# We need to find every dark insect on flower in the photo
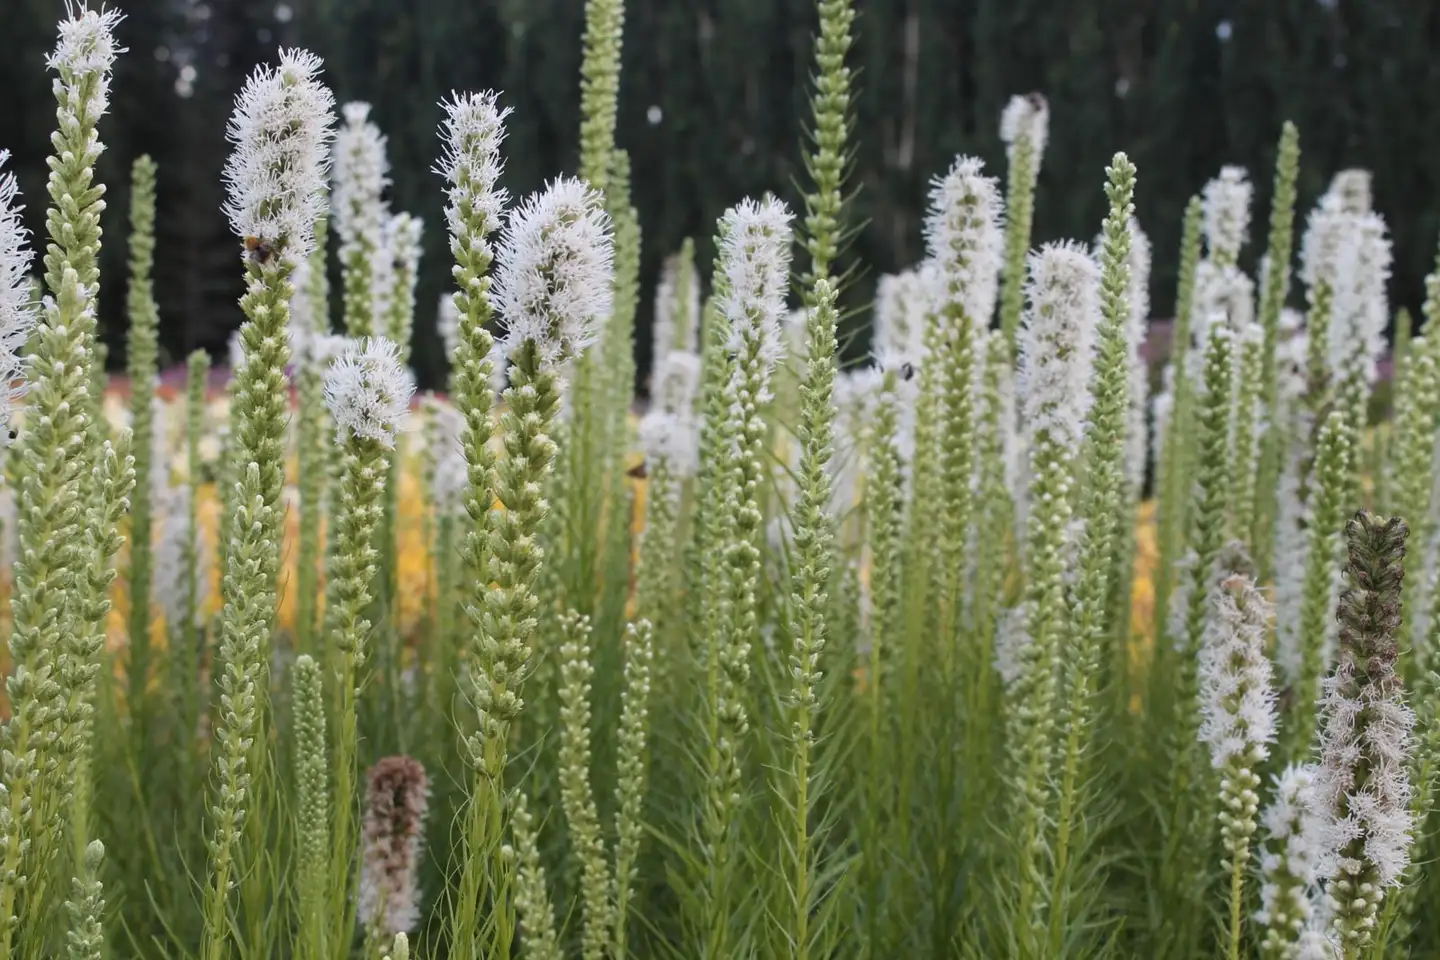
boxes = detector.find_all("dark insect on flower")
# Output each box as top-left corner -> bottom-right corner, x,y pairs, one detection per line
627,460 -> 648,480
899,362 -> 915,382
243,235 -> 275,265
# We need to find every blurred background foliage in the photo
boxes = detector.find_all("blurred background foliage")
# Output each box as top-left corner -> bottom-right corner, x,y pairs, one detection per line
1,0 -> 1437,389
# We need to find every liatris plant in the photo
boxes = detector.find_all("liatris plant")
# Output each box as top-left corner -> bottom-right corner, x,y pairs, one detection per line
1315,512 -> 1416,957
453,176 -> 613,960
1256,765 -> 1325,959
334,102 -> 388,339
1199,569 -> 1277,959
998,92 -> 1049,347
321,335 -> 414,949
1,10 -> 118,954
203,47 -> 334,960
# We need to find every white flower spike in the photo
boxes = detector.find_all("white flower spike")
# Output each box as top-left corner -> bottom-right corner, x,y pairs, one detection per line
323,336 -> 415,448
222,48 -> 336,261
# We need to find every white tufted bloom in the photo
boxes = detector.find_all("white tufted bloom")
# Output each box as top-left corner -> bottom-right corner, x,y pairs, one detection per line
874,269 -> 930,361
222,49 -> 336,260
1256,765 -> 1325,931
999,92 -> 1050,163
332,102 -> 388,250
493,177 -> 615,371
717,197 -> 794,386
1327,211 -> 1390,389
435,91 -> 510,259
1328,168 -> 1372,215
1201,165 -> 1252,265
49,6 -> 124,117
0,152 -> 36,445
323,336 -> 415,448
1016,241 -> 1099,450
924,156 -> 1004,330
1299,194 -> 1348,291
1199,572 -> 1277,769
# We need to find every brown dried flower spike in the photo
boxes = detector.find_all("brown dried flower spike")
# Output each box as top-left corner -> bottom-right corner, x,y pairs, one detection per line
359,755 -> 430,938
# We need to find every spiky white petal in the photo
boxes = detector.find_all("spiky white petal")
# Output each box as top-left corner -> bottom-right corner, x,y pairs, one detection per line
1327,212 -> 1390,389
1257,764 -> 1325,933
494,177 -> 615,370
924,156 -> 1004,330
999,92 -> 1050,162
323,336 -> 415,448
1202,165 -> 1252,264
717,197 -> 794,386
222,49 -> 335,259
1016,241 -> 1098,450
1300,195 -> 1348,291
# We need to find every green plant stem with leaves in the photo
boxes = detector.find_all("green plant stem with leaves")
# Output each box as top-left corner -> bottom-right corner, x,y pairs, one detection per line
1046,154 -> 1136,952
124,155 -> 160,746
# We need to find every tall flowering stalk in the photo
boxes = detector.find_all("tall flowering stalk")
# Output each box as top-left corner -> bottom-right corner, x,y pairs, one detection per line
292,654 -> 329,960
1047,154 -> 1135,949
1159,318 -> 1235,952
998,93 -> 1049,346
510,792 -> 562,960
1254,123 -> 1300,572
455,177 -> 613,960
635,359 -> 698,637
1199,572 -> 1277,959
202,48 -> 334,960
1289,410 -> 1351,760
62,840 -> 106,960
1316,513 -> 1415,956
777,277 -> 840,959
1155,196 -> 1204,638
432,89 -> 512,958
1231,322 -> 1265,547
799,0 -> 855,288
124,155 -> 160,743
697,197 -> 792,959
333,102 -> 387,338
1387,339 -> 1439,672
0,11 -> 116,953
320,336 -> 413,951
294,209 -> 332,657
1009,241 -> 1097,952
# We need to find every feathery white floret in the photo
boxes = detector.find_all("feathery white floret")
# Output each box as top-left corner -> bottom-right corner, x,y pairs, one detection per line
331,102 -> 388,250
435,91 -> 510,258
222,49 -> 336,259
289,257 -> 321,337
1299,194 -> 1348,291
1327,212 -> 1391,388
717,197 -> 794,384
1257,765 -> 1325,931
1016,241 -> 1099,450
1202,165 -> 1253,265
999,92 -> 1050,163
49,7 -> 124,115
924,157 -> 1004,330
1199,572 -> 1277,769
494,177 -> 615,370
323,336 -> 415,448
651,252 -> 700,364
874,269 -> 930,361
0,153 -> 35,443
1315,675 -> 1415,889
154,485 -> 211,629
653,349 -> 702,417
